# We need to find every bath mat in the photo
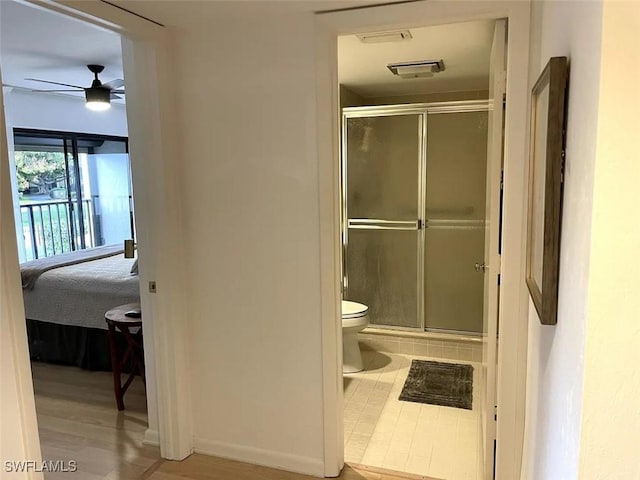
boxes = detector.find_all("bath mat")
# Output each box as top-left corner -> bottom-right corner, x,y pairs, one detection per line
399,360 -> 473,410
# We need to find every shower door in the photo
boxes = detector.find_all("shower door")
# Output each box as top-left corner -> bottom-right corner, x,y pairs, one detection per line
424,108 -> 489,334
342,110 -> 425,329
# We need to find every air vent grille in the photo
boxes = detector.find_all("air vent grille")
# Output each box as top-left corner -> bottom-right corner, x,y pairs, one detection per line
387,60 -> 445,79
357,30 -> 412,44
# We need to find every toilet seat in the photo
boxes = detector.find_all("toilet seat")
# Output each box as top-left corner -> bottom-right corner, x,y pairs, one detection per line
342,300 -> 368,318
342,301 -> 369,329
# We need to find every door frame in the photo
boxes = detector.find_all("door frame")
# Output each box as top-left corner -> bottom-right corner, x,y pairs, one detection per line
0,0 -> 192,464
482,19 -> 508,480
315,2 -> 531,478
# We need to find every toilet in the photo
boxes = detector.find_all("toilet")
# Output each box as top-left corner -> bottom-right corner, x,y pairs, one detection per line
342,300 -> 370,373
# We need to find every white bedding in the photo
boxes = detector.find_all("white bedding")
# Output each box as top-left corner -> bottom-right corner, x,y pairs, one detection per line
22,254 -> 140,330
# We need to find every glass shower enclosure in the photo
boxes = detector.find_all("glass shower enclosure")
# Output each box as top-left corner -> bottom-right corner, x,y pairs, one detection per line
342,101 -> 489,334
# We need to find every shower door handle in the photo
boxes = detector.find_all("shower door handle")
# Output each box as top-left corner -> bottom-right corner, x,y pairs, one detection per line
347,219 -> 420,230
475,262 -> 487,272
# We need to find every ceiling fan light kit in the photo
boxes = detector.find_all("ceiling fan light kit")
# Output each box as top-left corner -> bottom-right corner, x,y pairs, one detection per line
85,87 -> 111,111
85,64 -> 110,111
25,64 -> 124,112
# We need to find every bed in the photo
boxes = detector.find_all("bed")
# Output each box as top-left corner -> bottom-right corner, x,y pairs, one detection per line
21,245 -> 140,371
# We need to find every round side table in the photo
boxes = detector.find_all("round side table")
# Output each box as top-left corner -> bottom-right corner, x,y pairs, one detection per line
105,302 -> 144,411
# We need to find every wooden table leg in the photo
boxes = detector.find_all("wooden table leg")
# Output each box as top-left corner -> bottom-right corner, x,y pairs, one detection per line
105,303 -> 143,412
136,327 -> 146,385
107,322 -> 125,411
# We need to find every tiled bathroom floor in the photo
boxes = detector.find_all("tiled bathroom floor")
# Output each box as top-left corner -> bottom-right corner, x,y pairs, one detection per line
344,350 -> 483,480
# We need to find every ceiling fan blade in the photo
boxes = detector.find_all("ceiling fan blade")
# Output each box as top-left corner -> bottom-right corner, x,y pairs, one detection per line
103,79 -> 124,89
110,93 -> 123,100
25,78 -> 84,89
31,89 -> 84,92
110,89 -> 125,94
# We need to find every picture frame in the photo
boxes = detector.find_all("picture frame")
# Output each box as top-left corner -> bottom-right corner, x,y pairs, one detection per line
526,56 -> 568,326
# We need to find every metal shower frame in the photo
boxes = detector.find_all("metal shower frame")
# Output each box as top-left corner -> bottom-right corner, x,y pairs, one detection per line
341,100 -> 490,332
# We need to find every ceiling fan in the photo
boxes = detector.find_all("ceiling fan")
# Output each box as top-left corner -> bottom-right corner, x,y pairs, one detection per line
26,64 -> 125,111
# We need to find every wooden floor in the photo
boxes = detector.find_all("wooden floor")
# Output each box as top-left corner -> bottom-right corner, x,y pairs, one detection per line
33,363 -> 437,480
145,457 -> 439,480
32,362 -> 158,479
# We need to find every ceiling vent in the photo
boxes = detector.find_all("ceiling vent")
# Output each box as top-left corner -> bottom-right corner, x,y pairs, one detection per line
357,30 -> 412,44
387,60 -> 445,79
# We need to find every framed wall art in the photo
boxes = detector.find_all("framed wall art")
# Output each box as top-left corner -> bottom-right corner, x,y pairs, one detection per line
526,56 -> 568,326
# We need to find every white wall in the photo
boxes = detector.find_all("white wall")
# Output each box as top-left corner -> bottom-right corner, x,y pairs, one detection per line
4,88 -> 127,136
171,5 -> 326,474
523,1 -> 640,479
521,1 -> 603,479
578,2 -> 640,478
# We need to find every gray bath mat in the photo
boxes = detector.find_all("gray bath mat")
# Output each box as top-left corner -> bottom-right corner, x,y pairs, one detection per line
399,360 -> 473,410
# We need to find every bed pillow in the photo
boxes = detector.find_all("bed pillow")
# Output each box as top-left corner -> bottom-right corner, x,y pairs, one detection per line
130,259 -> 139,275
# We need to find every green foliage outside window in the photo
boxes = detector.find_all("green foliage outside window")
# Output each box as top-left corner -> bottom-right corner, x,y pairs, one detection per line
15,151 -> 66,194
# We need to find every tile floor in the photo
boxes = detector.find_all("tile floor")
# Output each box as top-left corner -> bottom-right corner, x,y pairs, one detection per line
344,350 -> 483,480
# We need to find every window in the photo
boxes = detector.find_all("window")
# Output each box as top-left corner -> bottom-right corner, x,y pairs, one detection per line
14,129 -> 133,260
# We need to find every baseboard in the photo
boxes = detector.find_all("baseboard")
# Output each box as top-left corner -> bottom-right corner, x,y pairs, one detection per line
193,437 -> 325,477
143,429 -> 160,446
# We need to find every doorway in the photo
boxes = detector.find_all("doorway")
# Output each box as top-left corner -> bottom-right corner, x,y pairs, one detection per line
337,17 -> 505,480
0,0 -> 155,475
0,0 -> 192,470
316,2 -> 531,478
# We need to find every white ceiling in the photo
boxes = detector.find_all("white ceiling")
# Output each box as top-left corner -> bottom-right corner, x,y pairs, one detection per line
111,0 -> 409,27
0,0 -> 123,100
0,1 -> 492,102
338,20 -> 495,98
0,0 -> 405,102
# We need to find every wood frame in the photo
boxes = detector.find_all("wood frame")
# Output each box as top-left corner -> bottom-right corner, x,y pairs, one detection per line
526,56 -> 568,325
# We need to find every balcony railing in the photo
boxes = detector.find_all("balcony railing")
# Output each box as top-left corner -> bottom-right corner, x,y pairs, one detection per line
20,200 -> 96,261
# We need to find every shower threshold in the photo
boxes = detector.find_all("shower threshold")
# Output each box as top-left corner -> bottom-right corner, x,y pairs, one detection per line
363,326 -> 482,343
